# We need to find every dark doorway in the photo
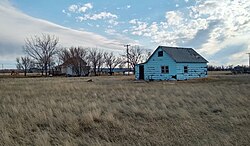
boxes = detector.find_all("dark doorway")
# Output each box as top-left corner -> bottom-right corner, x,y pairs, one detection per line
139,65 -> 144,80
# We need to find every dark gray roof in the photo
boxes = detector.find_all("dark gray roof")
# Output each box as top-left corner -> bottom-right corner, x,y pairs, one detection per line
160,46 -> 208,63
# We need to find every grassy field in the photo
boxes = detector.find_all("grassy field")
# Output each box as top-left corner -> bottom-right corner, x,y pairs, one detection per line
0,75 -> 250,145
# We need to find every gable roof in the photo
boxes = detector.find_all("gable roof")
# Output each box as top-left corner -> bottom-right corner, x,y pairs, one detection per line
160,46 -> 208,63
60,57 -> 87,67
141,46 -> 208,64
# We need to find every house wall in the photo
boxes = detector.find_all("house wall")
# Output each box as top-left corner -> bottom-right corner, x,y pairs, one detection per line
61,67 -> 67,74
66,66 -> 74,75
61,66 -> 74,76
135,47 -> 208,81
136,47 -> 177,80
135,65 -> 140,79
176,63 -> 207,80
61,65 -> 90,76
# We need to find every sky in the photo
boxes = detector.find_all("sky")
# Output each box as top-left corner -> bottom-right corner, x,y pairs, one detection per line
0,0 -> 250,69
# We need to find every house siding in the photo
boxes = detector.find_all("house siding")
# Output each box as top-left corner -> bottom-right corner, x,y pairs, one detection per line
61,65 -> 89,76
136,47 -> 177,80
135,65 -> 140,79
176,63 -> 207,80
135,47 -> 208,81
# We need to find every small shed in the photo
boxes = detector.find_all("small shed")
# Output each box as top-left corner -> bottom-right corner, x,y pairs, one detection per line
57,57 -> 90,76
135,46 -> 208,81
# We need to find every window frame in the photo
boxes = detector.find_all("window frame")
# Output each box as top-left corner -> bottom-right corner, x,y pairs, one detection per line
184,66 -> 188,73
158,51 -> 163,57
161,66 -> 169,74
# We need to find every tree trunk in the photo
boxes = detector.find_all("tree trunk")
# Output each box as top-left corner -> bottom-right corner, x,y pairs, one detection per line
45,63 -> 48,76
109,66 -> 112,76
41,68 -> 44,76
93,66 -> 97,76
24,68 -> 27,76
48,63 -> 51,75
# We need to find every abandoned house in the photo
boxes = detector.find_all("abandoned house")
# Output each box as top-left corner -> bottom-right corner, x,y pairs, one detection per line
135,46 -> 208,81
56,57 -> 90,76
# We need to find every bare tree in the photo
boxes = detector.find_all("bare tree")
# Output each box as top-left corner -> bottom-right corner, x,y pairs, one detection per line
48,57 -> 57,75
121,45 -> 145,74
59,46 -> 88,62
59,46 -> 88,76
88,48 -> 103,76
145,49 -> 152,60
97,51 -> 105,75
59,48 -> 71,63
104,52 -> 123,75
23,34 -> 59,76
16,56 -> 34,76
118,62 -> 126,69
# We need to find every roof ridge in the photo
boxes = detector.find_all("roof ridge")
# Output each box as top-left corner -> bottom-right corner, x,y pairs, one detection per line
140,46 -> 208,64
160,46 -> 193,49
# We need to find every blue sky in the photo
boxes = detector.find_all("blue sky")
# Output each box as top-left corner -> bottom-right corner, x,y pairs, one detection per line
0,0 -> 250,68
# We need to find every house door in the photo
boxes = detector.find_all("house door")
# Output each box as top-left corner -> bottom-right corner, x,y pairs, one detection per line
139,65 -> 144,80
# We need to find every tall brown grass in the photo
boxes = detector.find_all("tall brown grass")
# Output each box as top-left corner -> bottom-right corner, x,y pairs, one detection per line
0,75 -> 249,145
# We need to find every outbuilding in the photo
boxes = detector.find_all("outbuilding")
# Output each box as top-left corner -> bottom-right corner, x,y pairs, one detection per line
56,57 -> 90,76
135,46 -> 208,81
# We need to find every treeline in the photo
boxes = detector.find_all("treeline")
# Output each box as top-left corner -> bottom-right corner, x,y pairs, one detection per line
16,34 -> 150,76
207,65 -> 234,71
208,65 -> 249,71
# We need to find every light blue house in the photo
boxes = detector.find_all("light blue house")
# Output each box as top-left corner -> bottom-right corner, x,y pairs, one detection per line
135,46 -> 208,81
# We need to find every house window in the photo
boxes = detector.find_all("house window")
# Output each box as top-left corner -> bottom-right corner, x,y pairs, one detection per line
161,66 -> 169,74
158,51 -> 163,57
184,66 -> 188,73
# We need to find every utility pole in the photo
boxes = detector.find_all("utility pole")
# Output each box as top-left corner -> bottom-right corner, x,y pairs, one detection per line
247,53 -> 250,67
124,44 -> 130,74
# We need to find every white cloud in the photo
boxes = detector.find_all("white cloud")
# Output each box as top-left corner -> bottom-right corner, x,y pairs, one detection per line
62,9 -> 71,17
90,12 -> 117,20
108,19 -> 119,26
78,3 -> 93,13
128,0 -> 250,65
77,12 -> 118,21
129,20 -> 148,36
0,2 -> 134,68
66,3 -> 93,14
122,29 -> 129,33
129,19 -> 138,24
165,11 -> 183,26
129,14 -> 208,46
127,5 -> 131,9
66,3 -> 119,27
189,0 -> 250,65
104,29 -> 141,47
105,29 -> 117,35
68,4 -> 78,12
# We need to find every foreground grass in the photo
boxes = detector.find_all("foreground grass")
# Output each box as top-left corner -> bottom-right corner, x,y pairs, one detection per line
0,75 -> 249,145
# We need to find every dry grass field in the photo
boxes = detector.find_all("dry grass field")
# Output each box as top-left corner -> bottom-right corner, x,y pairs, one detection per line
0,74 -> 250,145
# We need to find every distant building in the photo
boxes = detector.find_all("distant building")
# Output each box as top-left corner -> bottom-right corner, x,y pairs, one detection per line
56,57 -> 90,76
232,65 -> 250,74
135,46 -> 208,81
